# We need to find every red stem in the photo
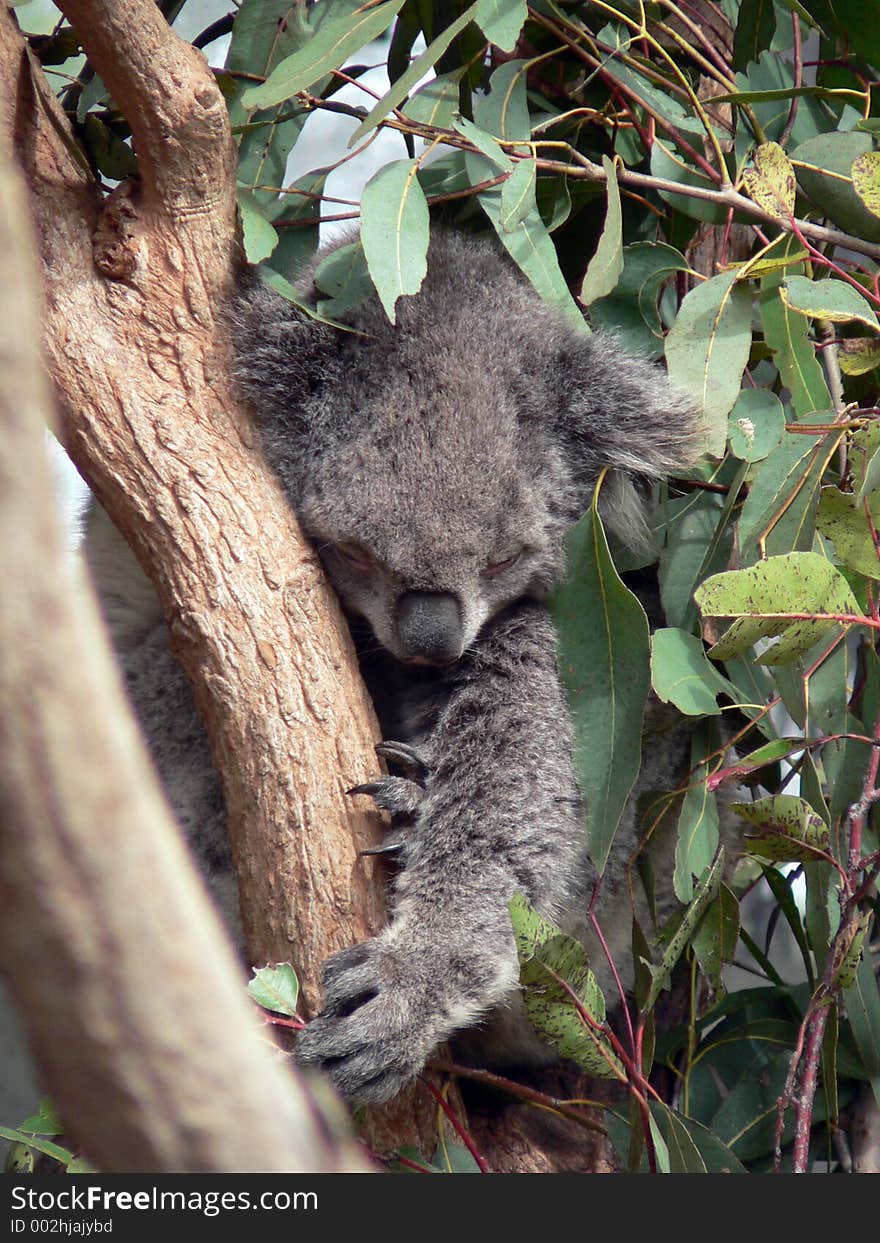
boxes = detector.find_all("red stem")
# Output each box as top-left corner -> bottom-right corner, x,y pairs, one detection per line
421,1079 -> 489,1173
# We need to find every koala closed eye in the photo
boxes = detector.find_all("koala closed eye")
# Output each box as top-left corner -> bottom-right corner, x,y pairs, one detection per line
482,551 -> 523,577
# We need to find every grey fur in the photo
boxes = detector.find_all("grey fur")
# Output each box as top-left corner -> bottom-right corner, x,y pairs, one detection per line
86,229 -> 705,1105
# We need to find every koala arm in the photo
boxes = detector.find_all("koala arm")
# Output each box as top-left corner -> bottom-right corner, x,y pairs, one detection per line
296,598 -> 590,1103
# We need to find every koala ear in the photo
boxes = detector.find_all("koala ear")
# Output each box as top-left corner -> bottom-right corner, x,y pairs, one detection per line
559,332 -> 706,478
553,332 -> 707,549
227,267 -> 342,435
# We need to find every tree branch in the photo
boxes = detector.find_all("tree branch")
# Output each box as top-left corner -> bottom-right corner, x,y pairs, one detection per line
0,125 -> 366,1174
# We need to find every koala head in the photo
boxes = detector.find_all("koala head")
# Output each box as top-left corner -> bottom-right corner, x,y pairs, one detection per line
232,230 -> 705,667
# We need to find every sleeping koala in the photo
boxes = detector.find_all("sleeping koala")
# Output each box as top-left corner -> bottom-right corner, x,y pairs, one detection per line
85,228 -> 705,1105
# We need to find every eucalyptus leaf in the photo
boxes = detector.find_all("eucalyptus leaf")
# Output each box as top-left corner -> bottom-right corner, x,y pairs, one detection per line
695,552 -> 858,665
551,488 -> 650,872
731,794 -> 832,862
361,159 -> 430,323
241,0 -> 407,109
579,157 -> 623,307
665,270 -> 754,457
247,963 -> 300,1016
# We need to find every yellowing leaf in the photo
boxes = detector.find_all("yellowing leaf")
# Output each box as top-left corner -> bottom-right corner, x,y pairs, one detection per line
742,141 -> 796,218
852,150 -> 880,220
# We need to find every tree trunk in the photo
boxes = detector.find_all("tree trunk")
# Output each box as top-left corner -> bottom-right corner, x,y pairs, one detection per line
0,112 -> 366,1174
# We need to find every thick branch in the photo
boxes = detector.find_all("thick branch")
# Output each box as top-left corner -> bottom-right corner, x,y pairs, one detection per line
0,0 -> 448,1156
0,132 -> 365,1175
1,0 -> 390,1005
60,0 -> 236,221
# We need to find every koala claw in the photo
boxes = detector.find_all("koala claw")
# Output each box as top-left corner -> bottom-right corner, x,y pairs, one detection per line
358,838 -> 405,859
347,774 -> 425,816
296,940 -> 441,1104
374,740 -> 430,782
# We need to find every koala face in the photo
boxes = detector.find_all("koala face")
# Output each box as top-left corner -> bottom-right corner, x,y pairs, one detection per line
297,369 -> 570,666
234,229 -> 705,670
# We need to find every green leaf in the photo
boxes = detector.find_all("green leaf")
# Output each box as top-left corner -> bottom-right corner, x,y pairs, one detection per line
655,1106 -> 748,1173
456,116 -> 513,169
654,847 -> 725,1000
817,486 -> 880,580
434,1140 -> 482,1173
361,159 -> 430,323
728,389 -> 786,462
589,241 -> 688,359
76,72 -> 108,123
241,0 -> 407,109
475,0 -> 528,51
237,188 -> 279,264
349,3 -> 480,142
315,240 -> 375,319
759,256 -> 832,419
691,884 -> 741,1000
736,410 -> 840,558
791,131 -> 880,244
19,1098 -> 63,1137
781,275 -> 880,333
579,157 -> 623,307
696,552 -> 858,665
597,24 -> 703,139
405,70 -> 465,129
552,489 -> 650,872
499,157 -> 537,231
851,422 -> 880,499
228,0 -> 361,207
829,911 -> 872,992
650,627 -> 732,716
473,59 -> 532,142
665,270 -> 754,457
265,168 -> 330,281
656,1102 -> 707,1172
852,150 -> 880,219
467,146 -> 586,333
0,1127 -> 75,1167
742,141 -> 796,218
731,794 -> 832,862
732,0 -> 777,70
4,1142 -> 34,1174
658,492 -> 731,632
673,735 -> 721,903
650,138 -> 728,224
417,149 -> 470,198
844,946 -> 880,1107
247,963 -> 300,1016
508,894 -> 624,1078
259,268 -> 354,332
712,737 -> 805,788
82,116 -> 138,180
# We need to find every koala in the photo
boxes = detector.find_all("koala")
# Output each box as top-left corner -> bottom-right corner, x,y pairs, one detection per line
84,227 -> 705,1106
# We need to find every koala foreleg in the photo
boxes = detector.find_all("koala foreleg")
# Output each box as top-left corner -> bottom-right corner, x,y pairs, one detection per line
296,599 -> 590,1104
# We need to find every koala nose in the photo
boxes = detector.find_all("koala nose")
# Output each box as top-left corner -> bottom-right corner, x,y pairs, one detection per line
395,592 -> 463,665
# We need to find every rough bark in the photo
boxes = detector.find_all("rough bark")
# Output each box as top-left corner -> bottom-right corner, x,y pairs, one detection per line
0,0 -> 389,1001
0,0 -> 446,1159
0,122 -> 367,1174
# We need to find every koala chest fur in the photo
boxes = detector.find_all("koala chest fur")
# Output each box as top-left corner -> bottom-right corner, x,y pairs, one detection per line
85,228 -> 705,1105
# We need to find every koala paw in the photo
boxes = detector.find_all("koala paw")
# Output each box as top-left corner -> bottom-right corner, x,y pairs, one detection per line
347,741 -> 429,856
295,937 -> 446,1104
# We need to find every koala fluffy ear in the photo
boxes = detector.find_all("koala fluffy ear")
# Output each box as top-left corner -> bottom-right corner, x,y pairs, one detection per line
553,332 -> 707,549
227,267 -> 342,435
